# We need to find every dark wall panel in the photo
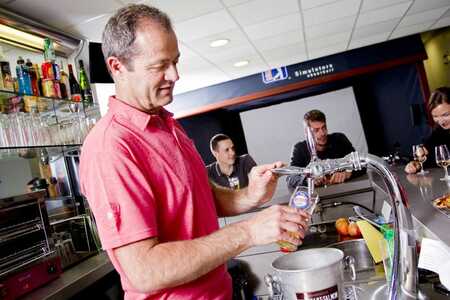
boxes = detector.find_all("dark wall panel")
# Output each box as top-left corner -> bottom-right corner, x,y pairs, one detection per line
353,64 -> 432,157
178,110 -> 248,165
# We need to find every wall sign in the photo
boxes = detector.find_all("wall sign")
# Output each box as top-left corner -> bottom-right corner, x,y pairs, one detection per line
261,66 -> 288,84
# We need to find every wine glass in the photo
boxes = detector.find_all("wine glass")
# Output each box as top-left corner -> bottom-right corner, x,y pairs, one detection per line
435,145 -> 450,181
413,144 -> 429,175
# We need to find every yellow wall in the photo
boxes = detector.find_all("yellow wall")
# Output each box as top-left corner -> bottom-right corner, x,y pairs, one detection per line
422,26 -> 450,92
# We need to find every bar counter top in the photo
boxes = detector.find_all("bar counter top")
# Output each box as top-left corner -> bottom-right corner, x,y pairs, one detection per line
384,165 -> 450,246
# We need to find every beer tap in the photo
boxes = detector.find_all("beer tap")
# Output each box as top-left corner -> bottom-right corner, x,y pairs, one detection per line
272,152 -> 419,299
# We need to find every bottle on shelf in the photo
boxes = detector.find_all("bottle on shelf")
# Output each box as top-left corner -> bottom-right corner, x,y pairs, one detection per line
68,64 -> 82,102
43,38 -> 56,62
25,59 -> 40,96
16,56 -> 32,95
59,61 -> 69,99
0,46 -> 14,91
78,60 -> 93,104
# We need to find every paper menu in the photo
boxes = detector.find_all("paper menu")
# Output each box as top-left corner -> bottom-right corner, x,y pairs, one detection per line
418,238 -> 450,290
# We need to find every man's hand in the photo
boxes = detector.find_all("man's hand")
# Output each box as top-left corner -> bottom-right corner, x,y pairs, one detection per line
242,205 -> 310,247
404,161 -> 420,174
327,171 -> 351,185
246,162 -> 284,206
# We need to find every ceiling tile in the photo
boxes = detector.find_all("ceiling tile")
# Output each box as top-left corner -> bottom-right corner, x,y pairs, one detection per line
252,30 -> 303,52
266,53 -> 308,68
309,42 -> 347,59
221,0 -> 251,7
6,0 -> 122,30
217,55 -> 268,79
305,15 -> 355,40
408,0 -> 450,15
430,16 -> 450,29
229,0 -> 299,26
444,8 -> 450,17
177,45 -> 213,70
202,43 -> 259,64
243,13 -> 302,41
356,1 -> 411,27
361,0 -> 411,13
301,0 -> 341,11
352,18 -> 399,40
348,32 -> 390,50
183,29 -> 249,56
400,6 -> 449,27
65,14 -> 111,42
390,21 -> 435,39
303,0 -> 360,27
143,0 -> 223,23
307,31 -> 351,50
174,10 -> 238,42
260,42 -> 306,61
173,67 -> 230,95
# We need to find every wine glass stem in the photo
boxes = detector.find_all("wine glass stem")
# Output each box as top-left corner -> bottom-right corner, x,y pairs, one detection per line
445,166 -> 449,179
420,162 -> 424,174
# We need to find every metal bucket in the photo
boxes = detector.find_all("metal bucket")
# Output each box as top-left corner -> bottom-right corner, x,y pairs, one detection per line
266,248 -> 355,300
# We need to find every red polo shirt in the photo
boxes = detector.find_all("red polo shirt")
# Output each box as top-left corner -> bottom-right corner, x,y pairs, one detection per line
80,96 -> 232,300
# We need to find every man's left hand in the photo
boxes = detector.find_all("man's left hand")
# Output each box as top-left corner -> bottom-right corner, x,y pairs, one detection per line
327,171 -> 351,185
246,162 -> 284,206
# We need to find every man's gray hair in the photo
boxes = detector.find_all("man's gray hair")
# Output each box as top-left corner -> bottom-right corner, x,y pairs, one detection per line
102,4 -> 173,71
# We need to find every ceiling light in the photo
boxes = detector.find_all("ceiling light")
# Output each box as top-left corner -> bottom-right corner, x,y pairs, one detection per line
233,60 -> 249,67
209,39 -> 229,48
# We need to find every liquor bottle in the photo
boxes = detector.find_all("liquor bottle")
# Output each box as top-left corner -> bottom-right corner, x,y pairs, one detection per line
16,56 -> 32,95
78,60 -> 93,104
25,59 -> 39,96
68,64 -> 82,102
60,61 -> 70,99
43,38 -> 56,62
0,46 -> 13,91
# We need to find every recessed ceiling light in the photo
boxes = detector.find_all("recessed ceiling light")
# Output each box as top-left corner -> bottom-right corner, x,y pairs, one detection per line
233,60 -> 249,67
209,39 -> 229,48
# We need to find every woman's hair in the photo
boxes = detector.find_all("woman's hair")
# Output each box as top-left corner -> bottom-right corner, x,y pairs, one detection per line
428,87 -> 450,112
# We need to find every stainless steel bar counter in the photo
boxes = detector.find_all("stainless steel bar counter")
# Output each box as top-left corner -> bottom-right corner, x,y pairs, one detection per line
372,165 -> 450,247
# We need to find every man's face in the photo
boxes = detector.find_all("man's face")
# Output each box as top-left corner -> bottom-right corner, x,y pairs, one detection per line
431,103 -> 450,130
117,20 -> 180,112
213,139 -> 236,166
309,120 -> 328,147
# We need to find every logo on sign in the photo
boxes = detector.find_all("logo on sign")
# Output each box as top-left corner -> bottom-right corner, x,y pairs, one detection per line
261,66 -> 288,84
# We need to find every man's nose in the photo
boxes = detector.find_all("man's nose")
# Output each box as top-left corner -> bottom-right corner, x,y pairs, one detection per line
165,64 -> 179,82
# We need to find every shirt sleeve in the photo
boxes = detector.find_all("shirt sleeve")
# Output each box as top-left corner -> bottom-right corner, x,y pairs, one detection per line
243,154 -> 257,174
337,133 -> 355,155
80,139 -> 158,250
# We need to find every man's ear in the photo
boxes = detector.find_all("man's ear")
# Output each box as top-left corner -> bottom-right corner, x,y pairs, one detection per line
106,56 -> 126,78
211,150 -> 219,160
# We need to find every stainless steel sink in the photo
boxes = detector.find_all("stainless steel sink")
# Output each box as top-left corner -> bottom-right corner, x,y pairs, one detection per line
327,239 -> 375,272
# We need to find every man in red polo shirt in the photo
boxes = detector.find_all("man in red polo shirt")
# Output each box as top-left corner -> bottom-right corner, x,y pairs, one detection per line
80,4 -> 309,300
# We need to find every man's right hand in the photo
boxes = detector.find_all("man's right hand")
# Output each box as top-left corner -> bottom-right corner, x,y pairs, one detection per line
405,161 -> 420,174
242,204 -> 309,247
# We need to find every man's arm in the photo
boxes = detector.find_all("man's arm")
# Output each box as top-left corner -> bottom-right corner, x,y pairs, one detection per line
114,163 -> 309,293
212,161 -> 281,216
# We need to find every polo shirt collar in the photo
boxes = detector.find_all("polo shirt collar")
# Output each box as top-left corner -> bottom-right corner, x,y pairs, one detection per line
108,96 -> 173,131
215,161 -> 236,177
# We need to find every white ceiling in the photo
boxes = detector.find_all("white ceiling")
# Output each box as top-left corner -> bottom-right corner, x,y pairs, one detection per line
2,0 -> 449,95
